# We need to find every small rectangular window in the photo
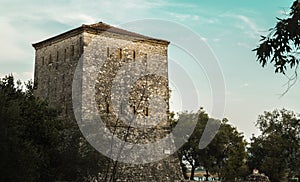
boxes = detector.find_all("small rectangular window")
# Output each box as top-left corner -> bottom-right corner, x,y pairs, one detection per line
56,51 -> 59,62
79,37 -> 83,53
62,75 -> 65,92
49,54 -> 52,63
64,49 -> 67,61
119,48 -> 122,62
71,45 -> 75,56
144,107 -> 149,116
42,57 -> 44,65
132,50 -> 136,61
107,47 -> 109,58
133,105 -> 136,115
106,103 -> 110,113
65,103 -> 68,115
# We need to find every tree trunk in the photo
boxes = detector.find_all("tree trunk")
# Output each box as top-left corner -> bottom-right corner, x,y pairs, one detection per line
205,169 -> 209,181
190,165 -> 195,180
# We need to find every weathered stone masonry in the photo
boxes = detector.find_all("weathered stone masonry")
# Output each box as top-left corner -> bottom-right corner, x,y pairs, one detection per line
33,22 -> 183,181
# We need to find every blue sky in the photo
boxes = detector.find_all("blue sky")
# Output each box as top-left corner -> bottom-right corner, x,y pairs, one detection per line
0,0 -> 299,140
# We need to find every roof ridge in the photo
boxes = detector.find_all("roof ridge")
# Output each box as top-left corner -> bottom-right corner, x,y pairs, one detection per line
32,21 -> 169,49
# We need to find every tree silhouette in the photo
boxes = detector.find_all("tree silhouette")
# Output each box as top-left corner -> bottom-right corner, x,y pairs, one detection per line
253,1 -> 300,93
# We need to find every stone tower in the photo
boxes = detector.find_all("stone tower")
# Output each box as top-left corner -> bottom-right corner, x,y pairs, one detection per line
32,22 -> 183,181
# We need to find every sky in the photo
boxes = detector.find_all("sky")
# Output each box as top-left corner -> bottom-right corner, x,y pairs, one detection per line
0,0 -> 299,140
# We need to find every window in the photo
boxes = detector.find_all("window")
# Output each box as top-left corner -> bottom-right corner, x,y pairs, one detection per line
49,54 -> 52,63
64,49 -> 67,61
62,75 -> 65,92
71,45 -> 75,56
106,103 -> 110,113
119,48 -> 122,62
65,102 -> 68,115
79,37 -> 83,53
144,107 -> 149,116
107,47 -> 109,58
132,50 -> 136,61
56,51 -> 59,62
133,105 -> 136,115
47,77 -> 50,97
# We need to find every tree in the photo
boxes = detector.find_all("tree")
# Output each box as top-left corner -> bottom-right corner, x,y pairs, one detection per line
176,109 -> 247,181
0,75 -> 63,181
211,119 -> 248,181
0,75 -> 108,181
253,1 -> 300,92
248,109 -> 300,182
176,109 -> 209,180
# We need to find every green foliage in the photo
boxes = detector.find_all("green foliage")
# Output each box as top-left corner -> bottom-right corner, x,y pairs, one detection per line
0,75 -> 62,181
175,109 -> 247,181
253,1 -> 300,75
248,109 -> 300,182
0,75 -> 109,181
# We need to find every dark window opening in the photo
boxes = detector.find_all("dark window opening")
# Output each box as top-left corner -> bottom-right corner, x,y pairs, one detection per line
133,105 -> 136,115
71,45 -> 75,56
49,54 -> 52,63
144,107 -> 149,116
132,50 -> 136,61
64,49 -> 67,61
106,103 -> 110,113
56,51 -> 59,62
119,48 -> 122,62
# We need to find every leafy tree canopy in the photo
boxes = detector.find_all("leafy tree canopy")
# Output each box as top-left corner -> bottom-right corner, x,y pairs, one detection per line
0,75 -> 109,182
248,109 -> 300,182
174,109 -> 247,181
254,1 -> 300,91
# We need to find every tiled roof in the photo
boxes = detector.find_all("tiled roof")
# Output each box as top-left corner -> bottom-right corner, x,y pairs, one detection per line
32,22 -> 169,48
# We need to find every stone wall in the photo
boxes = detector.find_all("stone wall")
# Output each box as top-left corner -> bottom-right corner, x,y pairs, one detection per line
33,33 -> 83,116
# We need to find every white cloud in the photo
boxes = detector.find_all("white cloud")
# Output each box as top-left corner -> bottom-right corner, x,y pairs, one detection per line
221,13 -> 262,39
200,37 -> 207,42
0,18 -> 29,62
166,12 -> 200,21
236,15 -> 259,35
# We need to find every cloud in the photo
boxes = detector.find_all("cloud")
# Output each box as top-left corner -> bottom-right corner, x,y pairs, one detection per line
200,37 -> 207,42
236,15 -> 259,35
221,13 -> 262,39
0,0 -> 174,81
166,12 -> 200,21
0,18 -> 30,62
